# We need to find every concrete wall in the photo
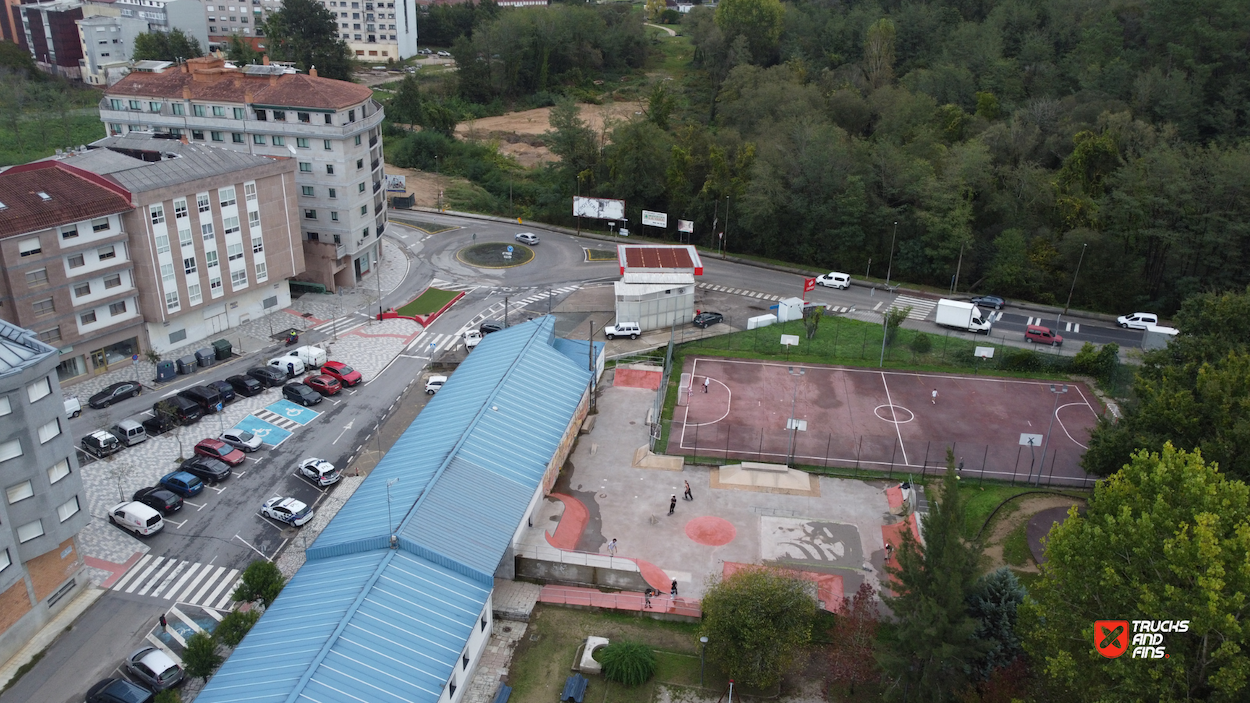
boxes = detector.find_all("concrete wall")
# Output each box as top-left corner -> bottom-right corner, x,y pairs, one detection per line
615,286 -> 694,332
514,557 -> 649,592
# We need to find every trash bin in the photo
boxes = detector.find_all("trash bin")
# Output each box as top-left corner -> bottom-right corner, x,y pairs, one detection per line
212,339 -> 232,361
195,348 -> 214,367
176,356 -> 197,374
155,360 -> 177,382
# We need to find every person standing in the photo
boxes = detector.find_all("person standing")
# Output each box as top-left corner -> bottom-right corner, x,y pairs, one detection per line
159,614 -> 167,632
607,538 -> 617,556
288,362 -> 295,378
931,388 -> 938,405
703,377 -> 710,393
884,542 -> 894,562
683,480 -> 693,501
643,588 -> 653,609
670,580 -> 679,599
668,494 -> 677,515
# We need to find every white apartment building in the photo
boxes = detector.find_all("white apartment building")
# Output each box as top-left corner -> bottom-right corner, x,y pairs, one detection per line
324,0 -> 417,61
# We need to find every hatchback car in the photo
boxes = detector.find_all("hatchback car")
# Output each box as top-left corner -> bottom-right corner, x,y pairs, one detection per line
207,380 -> 237,404
261,496 -> 314,526
425,375 -> 447,394
227,374 -> 265,397
220,428 -> 263,452
247,366 -> 288,388
86,677 -> 155,703
297,457 -> 341,487
463,330 -> 483,349
693,311 -> 724,328
195,438 -> 246,466
480,321 -> 503,335
283,382 -> 323,406
320,361 -> 362,386
1117,312 -> 1159,330
303,374 -> 342,396
89,381 -> 142,409
815,271 -> 850,289
159,471 -> 204,497
515,232 -> 540,245
141,414 -> 177,437
132,486 -> 183,515
1025,324 -> 1063,346
125,647 -> 184,691
970,295 -> 1006,310
179,456 -> 233,483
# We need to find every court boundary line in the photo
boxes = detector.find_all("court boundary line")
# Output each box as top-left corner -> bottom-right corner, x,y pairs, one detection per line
878,372 -> 910,465
686,356 -> 1092,389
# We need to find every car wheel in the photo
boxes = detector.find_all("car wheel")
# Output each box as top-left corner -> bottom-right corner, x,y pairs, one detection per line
71,410 -> 80,418
426,389 -> 434,395
107,514 -> 115,524
1025,338 -> 1033,343
606,334 -> 615,340
630,333 -> 638,340
131,389 -> 140,398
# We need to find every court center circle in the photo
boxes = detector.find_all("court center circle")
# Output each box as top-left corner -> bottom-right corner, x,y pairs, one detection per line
685,516 -> 736,546
873,404 -> 915,424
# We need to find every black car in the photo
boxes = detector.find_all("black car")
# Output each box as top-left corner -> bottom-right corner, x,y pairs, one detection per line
480,322 -> 503,335
282,382 -> 323,406
247,366 -> 288,388
969,295 -> 1005,310
207,380 -> 237,404
179,456 -> 232,483
693,311 -> 724,328
88,381 -> 142,409
132,487 -> 183,515
227,374 -> 265,397
86,678 -> 154,703
141,414 -> 176,436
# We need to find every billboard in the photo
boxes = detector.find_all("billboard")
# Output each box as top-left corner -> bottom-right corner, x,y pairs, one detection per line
641,210 -> 668,228
384,174 -> 407,192
677,219 -> 694,233
573,196 -> 625,220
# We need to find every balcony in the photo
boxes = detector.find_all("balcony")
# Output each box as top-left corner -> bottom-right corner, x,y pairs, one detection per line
371,158 -> 379,171
368,135 -> 377,147
372,181 -> 381,193
98,97 -> 387,140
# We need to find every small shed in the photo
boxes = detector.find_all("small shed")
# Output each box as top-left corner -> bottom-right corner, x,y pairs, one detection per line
613,244 -> 704,331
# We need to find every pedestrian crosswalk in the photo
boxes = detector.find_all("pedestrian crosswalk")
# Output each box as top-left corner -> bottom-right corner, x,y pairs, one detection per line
404,331 -> 458,354
111,555 -> 241,611
430,278 -> 480,293
511,284 -> 580,309
1026,316 -> 1080,332
252,408 -> 303,431
888,295 -> 938,321
311,314 -> 370,336
697,282 -> 784,301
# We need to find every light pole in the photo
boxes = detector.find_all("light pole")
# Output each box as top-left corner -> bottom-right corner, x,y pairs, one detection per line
722,194 -> 730,259
1036,385 -> 1068,486
1059,243 -> 1087,327
879,309 -> 890,367
884,221 -> 898,289
785,367 -> 805,467
376,245 -> 384,318
386,478 -> 400,534
699,636 -> 708,687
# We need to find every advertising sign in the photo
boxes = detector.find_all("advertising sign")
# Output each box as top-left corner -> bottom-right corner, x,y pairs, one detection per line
572,196 -> 625,220
384,174 -> 407,192
803,277 -> 816,293
677,219 -> 694,233
641,210 -> 668,228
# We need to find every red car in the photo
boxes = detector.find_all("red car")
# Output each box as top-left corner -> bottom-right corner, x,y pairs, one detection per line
1024,324 -> 1063,346
303,374 -> 342,396
194,438 -> 246,467
320,361 -> 362,387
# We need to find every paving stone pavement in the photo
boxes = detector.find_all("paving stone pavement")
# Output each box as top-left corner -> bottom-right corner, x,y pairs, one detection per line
464,619 -> 529,703
288,238 -> 409,322
492,578 -> 542,621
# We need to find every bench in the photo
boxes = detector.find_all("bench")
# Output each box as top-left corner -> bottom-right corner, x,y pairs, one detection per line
561,674 -> 588,703
493,684 -> 512,703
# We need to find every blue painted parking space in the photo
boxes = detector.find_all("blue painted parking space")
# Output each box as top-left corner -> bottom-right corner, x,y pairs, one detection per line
234,415 -> 293,448
264,400 -> 322,426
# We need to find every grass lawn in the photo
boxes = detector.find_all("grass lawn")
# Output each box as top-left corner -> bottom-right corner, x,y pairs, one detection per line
1002,522 -> 1032,566
397,287 -> 459,316
0,114 -> 105,167
388,217 -> 458,234
586,248 -> 617,261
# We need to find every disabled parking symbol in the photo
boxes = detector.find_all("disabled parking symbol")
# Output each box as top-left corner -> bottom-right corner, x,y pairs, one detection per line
234,415 -> 292,448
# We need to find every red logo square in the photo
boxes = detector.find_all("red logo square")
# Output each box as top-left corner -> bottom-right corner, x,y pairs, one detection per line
1094,620 -> 1129,658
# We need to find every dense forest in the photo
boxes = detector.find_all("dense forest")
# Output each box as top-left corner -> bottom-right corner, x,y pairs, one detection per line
392,0 -> 1250,314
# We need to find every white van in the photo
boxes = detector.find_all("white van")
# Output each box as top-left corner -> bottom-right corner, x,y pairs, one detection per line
284,346 -> 326,369
269,356 -> 306,377
112,419 -> 148,447
1117,312 -> 1159,330
109,501 -> 164,536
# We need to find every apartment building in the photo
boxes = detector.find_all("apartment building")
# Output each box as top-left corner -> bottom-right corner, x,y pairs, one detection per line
56,133 -> 304,353
99,56 -> 386,290
76,13 -> 149,86
203,0 -> 275,49
0,320 -> 91,666
110,0 -> 208,48
17,0 -> 86,79
0,162 -> 140,384
323,0 -> 417,61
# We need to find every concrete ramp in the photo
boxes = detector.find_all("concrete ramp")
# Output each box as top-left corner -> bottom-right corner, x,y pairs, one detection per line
613,364 -> 663,390
632,445 -> 684,471
712,463 -> 819,496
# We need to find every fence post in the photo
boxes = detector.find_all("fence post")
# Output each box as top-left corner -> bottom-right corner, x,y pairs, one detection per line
758,430 -> 764,463
824,433 -> 831,471
888,439 -> 897,480
921,441 -> 931,478
1012,445 -> 1021,487
979,445 -> 988,487
694,420 -> 699,464
725,423 -> 731,463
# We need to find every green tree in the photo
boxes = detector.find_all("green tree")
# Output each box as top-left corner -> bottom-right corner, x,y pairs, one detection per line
131,29 -> 204,62
226,34 -> 260,66
966,567 -> 1025,679
644,82 -> 677,131
862,18 -> 896,89
261,0 -> 354,81
1020,444 -> 1250,701
214,609 -> 261,646
714,0 -> 784,65
877,454 -> 987,701
598,641 -> 657,687
182,632 -> 223,681
154,690 -> 181,703
545,99 -> 600,181
232,560 -> 285,607
700,566 -> 817,688
389,75 -> 424,128
827,581 -> 881,692
0,42 -> 41,78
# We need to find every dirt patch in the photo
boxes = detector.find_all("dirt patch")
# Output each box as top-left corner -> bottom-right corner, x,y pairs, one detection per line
380,164 -> 467,209
981,494 -> 1085,572
456,101 -> 647,166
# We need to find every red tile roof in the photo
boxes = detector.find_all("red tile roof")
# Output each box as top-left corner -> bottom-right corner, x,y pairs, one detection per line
621,245 -> 697,269
105,59 -> 373,110
0,162 -> 132,239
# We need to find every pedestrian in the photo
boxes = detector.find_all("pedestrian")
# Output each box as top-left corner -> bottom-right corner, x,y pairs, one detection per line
643,588 -> 653,609
683,480 -> 692,501
607,538 -> 617,556
931,388 -> 938,405
703,376 -> 710,393
884,542 -> 893,562
668,494 -> 677,515
288,362 -> 295,377
671,580 -> 679,599
159,614 -> 167,631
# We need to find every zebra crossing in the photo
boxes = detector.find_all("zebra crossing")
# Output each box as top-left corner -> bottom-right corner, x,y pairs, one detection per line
510,284 -> 580,308
111,555 -> 241,611
311,315 -> 371,336
430,278 -> 480,293
887,295 -> 938,321
697,282 -> 782,301
1026,316 -> 1080,332
404,331 -> 458,354
252,408 -> 303,431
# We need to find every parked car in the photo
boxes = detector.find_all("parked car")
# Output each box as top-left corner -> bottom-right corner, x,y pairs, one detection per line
207,380 -> 237,404
108,501 -> 163,537
1025,324 -> 1063,346
159,471 -> 204,497
132,486 -> 183,515
604,322 -> 641,340
152,396 -> 202,425
815,272 -> 851,289
125,647 -> 184,691
88,381 -> 142,409
111,419 -> 147,447
194,438 -> 246,466
514,232 -> 540,245
425,375 -> 447,394
247,366 -> 288,388
283,382 -> 322,406
303,374 -> 342,396
297,457 -> 340,487
64,396 -> 82,419
179,456 -> 233,483
261,496 -> 314,526
969,295 -> 1006,310
269,356 -> 306,378
693,312 -> 724,328
227,374 -> 265,397
220,428 -> 263,452
283,345 -> 326,369
177,385 -> 222,414
480,322 -> 503,335
1117,312 -> 1159,330
320,361 -> 362,386
82,430 -> 122,458
437,50 -> 451,57
86,678 -> 155,703
463,330 -> 483,349
141,414 -> 177,436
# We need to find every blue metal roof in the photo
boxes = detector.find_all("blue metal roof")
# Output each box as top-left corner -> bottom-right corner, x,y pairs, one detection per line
199,316 -> 593,702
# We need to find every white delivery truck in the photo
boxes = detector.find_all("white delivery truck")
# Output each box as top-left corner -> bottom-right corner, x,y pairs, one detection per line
935,299 -> 992,334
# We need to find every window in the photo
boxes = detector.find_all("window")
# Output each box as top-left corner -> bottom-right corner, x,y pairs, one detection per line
150,205 -> 165,224
297,137 -> 309,148
223,216 -> 240,236
233,107 -> 245,119
219,187 -> 237,207
358,182 -> 366,193
231,269 -> 248,287
97,245 -> 116,260
179,228 -> 193,247
25,268 -> 48,287
362,226 -> 370,238
248,210 -> 260,229
104,273 -> 122,289
0,549 -> 9,573
165,291 -> 179,310
206,251 -> 219,268
328,188 -> 337,199
356,158 -> 364,169
360,205 -> 368,216
193,104 -> 206,117
327,164 -> 335,175
74,282 -> 91,297
201,223 -> 215,240
32,298 -> 55,317
109,98 -> 122,110
36,327 -> 60,344
227,243 -> 244,261
253,134 -> 266,145
245,182 -> 257,201
109,300 -> 128,316
19,238 -> 41,257
174,199 -> 188,219
304,209 -> 318,219
0,396 -> 7,416
254,108 -> 267,121
92,218 -> 109,232
38,419 -> 60,443
325,114 -> 333,125
232,132 -> 244,143
80,310 -> 97,325
188,283 -> 202,305
191,129 -> 205,141
298,111 -> 310,122
272,135 -> 285,146
68,254 -> 84,268
324,139 -> 332,150
299,162 -> 312,172
273,110 -> 285,121
252,236 -> 264,253
17,520 -> 42,543
210,276 -> 222,292
161,262 -> 175,280
349,108 -> 356,121
172,103 -> 185,116
331,211 -> 339,221
355,135 -> 362,146
47,458 -> 70,484
57,496 -> 80,522
198,193 -> 211,213
61,226 -> 78,239
129,99 -> 140,110
0,439 -> 21,462
6,480 -> 33,504
212,105 -> 226,116
184,256 -> 197,274
211,131 -> 224,141
301,186 -> 314,197
255,261 -> 267,281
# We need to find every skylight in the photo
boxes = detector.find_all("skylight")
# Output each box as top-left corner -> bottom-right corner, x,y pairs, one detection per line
36,192 -> 51,201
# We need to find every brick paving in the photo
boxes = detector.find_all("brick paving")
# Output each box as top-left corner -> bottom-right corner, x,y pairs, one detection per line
464,619 -> 529,703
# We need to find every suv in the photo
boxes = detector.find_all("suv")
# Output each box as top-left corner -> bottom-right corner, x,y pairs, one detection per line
82,430 -> 122,458
283,382 -> 322,406
480,321 -> 503,335
178,385 -> 222,414
693,312 -> 724,328
152,396 -> 202,425
815,271 -> 851,289
227,374 -> 265,397
142,414 -> 176,437
970,295 -> 1006,310
247,366 -> 288,388
207,380 -> 237,404
86,678 -> 155,703
1024,324 -> 1063,346
320,361 -> 362,386
1117,312 -> 1159,330
604,322 -> 641,340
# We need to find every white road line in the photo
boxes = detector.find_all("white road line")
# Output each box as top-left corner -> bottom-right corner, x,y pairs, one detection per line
213,580 -> 242,610
124,556 -> 165,593
162,563 -> 203,602
202,570 -> 239,608
879,372 -> 910,466
110,554 -> 152,591
187,566 -> 225,605
147,560 -> 189,598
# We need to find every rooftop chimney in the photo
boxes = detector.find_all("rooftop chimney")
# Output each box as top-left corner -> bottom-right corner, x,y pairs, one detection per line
262,55 -> 269,66
309,65 -> 318,78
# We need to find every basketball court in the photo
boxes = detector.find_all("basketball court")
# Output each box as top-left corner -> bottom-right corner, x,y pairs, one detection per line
675,358 -> 1102,487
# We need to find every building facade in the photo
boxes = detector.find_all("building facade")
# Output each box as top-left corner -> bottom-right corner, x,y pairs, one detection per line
19,0 -> 86,79
0,162 -> 141,384
76,12 -> 149,86
99,57 -> 386,290
0,321 -> 91,667
322,0 -> 417,61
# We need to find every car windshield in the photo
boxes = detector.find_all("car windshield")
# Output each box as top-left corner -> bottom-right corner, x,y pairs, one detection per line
156,664 -> 180,683
236,431 -> 254,442
336,365 -> 354,374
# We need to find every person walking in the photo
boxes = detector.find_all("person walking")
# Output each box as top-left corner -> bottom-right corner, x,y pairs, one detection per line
607,538 -> 617,556
931,388 -> 938,405
668,494 -> 677,515
288,362 -> 295,378
683,480 -> 693,501
670,580 -> 679,599
643,588 -> 653,609
703,376 -> 710,393
159,614 -> 167,632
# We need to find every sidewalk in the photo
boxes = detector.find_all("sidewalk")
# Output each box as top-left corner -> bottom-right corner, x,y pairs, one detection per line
0,586 -> 105,691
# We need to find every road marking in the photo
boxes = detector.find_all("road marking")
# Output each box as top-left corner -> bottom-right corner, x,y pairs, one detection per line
162,563 -> 203,602
233,534 -> 267,560
203,570 -> 240,608
146,560 -> 189,598
188,566 -> 225,605
164,518 -> 187,529
184,500 -> 207,511
111,554 -> 152,591
124,556 -> 165,593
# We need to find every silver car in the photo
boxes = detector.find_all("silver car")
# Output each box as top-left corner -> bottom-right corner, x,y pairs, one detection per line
220,429 -> 263,452
126,646 -> 184,691
514,232 -> 540,245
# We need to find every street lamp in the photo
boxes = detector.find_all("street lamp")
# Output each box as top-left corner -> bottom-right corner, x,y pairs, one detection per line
699,636 -> 708,687
785,367 -> 805,467
884,221 -> 898,289
1036,385 -> 1068,486
1058,243 -> 1087,327
386,478 -> 400,534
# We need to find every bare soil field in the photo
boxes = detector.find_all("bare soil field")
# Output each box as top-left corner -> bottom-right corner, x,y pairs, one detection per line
455,101 -> 647,167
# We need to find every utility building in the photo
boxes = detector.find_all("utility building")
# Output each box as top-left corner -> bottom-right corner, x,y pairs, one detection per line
613,244 -> 702,331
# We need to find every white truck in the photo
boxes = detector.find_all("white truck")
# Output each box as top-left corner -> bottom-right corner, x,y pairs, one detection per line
935,299 -> 992,334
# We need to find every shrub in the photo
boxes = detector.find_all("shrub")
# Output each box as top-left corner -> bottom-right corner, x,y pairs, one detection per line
232,560 -> 285,607
182,632 -> 223,681
214,609 -> 261,646
909,333 -> 932,354
1000,348 -> 1041,372
154,690 -> 181,703
598,641 -> 657,687
1071,342 -> 1119,381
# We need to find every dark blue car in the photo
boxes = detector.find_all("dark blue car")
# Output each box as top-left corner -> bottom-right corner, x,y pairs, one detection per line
159,471 -> 204,497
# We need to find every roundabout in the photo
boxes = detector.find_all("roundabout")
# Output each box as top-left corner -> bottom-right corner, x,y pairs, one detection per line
456,242 -> 534,268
